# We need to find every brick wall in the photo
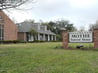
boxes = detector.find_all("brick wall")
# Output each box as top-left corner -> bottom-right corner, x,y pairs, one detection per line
62,31 -> 68,49
18,32 -> 27,41
94,29 -> 98,48
0,10 -> 17,41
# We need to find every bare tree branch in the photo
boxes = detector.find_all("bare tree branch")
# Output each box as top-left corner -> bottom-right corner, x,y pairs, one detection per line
0,0 -> 33,10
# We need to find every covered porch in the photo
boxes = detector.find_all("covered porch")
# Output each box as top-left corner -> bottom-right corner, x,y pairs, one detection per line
27,33 -> 56,42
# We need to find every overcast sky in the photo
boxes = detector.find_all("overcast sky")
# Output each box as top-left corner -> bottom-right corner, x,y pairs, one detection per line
4,0 -> 98,30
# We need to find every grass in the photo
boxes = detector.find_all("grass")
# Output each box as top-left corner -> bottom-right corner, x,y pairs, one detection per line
0,42 -> 98,73
68,43 -> 94,49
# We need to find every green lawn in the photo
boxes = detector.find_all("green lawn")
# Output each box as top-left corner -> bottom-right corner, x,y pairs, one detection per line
68,43 -> 94,48
0,42 -> 98,73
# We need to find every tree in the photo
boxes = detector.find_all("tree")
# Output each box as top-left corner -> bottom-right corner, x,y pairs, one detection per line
78,26 -> 86,31
88,20 -> 98,31
29,29 -> 38,41
56,20 -> 69,28
0,0 -> 33,10
30,29 -> 38,35
56,20 -> 76,32
89,24 -> 94,31
48,21 -> 56,27
24,19 -> 35,23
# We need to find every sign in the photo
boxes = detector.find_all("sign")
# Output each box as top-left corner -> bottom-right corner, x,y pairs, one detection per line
69,32 -> 93,43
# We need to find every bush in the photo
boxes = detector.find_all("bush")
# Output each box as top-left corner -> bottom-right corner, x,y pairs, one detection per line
29,40 -> 45,43
0,40 -> 27,44
56,34 -> 62,41
50,40 -> 59,42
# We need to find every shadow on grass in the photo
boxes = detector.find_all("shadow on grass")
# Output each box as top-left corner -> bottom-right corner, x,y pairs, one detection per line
53,46 -> 64,49
54,45 -> 98,51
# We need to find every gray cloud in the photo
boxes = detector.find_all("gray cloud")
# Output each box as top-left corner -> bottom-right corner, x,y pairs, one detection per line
5,0 -> 98,30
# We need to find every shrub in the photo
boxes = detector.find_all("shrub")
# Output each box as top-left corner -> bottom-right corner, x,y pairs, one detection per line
50,40 -> 59,42
31,40 -> 45,43
0,40 -> 27,44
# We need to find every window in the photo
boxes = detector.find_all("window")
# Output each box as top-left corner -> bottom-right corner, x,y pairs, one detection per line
0,16 -> 3,20
0,16 -> 4,23
40,26 -> 45,31
0,24 -> 4,41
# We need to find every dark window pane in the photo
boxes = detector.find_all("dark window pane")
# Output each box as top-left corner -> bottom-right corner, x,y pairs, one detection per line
0,24 -> 4,41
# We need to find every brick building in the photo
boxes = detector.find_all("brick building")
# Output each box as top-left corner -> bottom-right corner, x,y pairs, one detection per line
17,22 -> 56,41
0,11 -> 56,42
0,10 -> 17,41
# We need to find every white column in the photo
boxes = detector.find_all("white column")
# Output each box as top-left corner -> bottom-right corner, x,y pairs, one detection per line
31,35 -> 34,41
48,35 -> 50,41
43,34 -> 45,41
38,33 -> 40,40
54,35 -> 56,41
51,35 -> 53,40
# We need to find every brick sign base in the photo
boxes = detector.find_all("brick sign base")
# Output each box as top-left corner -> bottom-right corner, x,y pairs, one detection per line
62,29 -> 98,49
62,31 -> 68,48
94,29 -> 98,48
